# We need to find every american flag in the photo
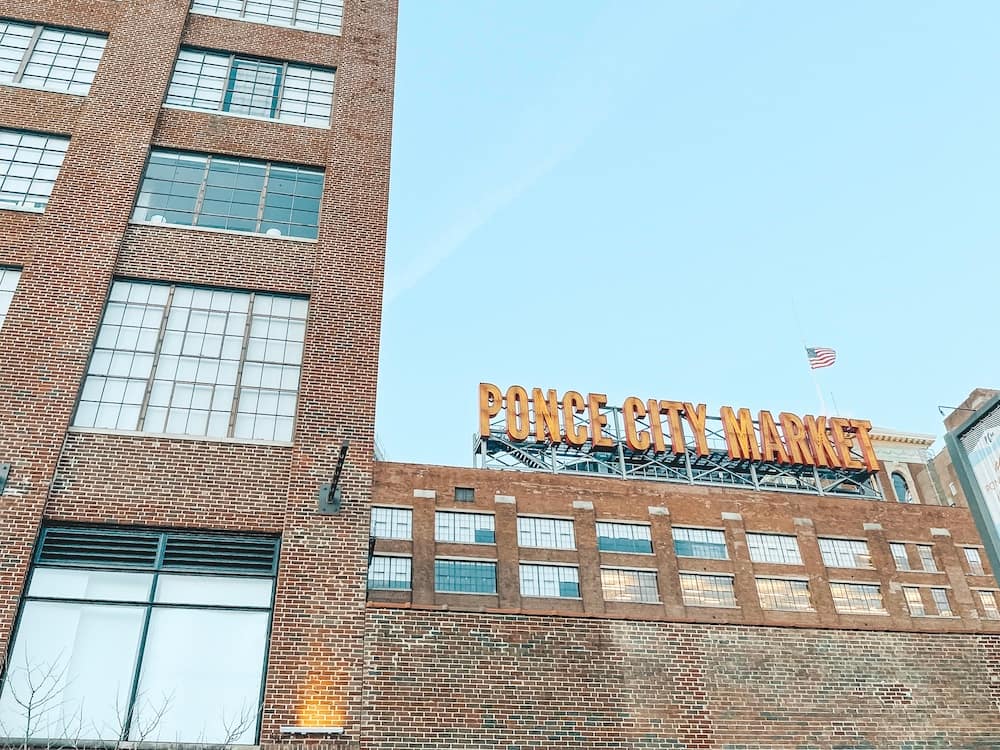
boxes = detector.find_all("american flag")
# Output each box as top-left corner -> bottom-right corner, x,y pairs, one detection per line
806,346 -> 837,370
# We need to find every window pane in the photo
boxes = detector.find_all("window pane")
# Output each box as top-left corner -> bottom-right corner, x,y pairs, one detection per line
154,574 -> 273,607
0,601 -> 145,741
0,267 -> 22,329
931,588 -> 953,616
434,560 -> 496,594
191,0 -> 345,35
818,539 -> 871,569
679,573 -> 736,607
889,543 -> 910,571
368,556 -> 411,590
672,527 -> 727,559
517,517 -> 575,549
917,545 -> 938,573
596,522 -> 652,554
0,129 -> 68,211
28,567 -> 152,602
519,564 -> 579,598
903,587 -> 925,616
600,568 -> 659,603
745,533 -> 801,564
0,24 -> 106,94
370,507 -> 412,540
131,608 -> 268,743
435,511 -> 495,544
965,548 -> 985,576
756,578 -> 811,611
830,582 -> 884,614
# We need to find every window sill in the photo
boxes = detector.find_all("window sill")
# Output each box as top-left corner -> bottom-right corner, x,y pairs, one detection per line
911,614 -> 960,619
762,607 -> 816,613
683,603 -> 740,609
434,590 -> 497,596
522,595 -> 582,601
437,541 -> 496,546
67,426 -> 293,448
605,598 -> 662,605
675,554 -> 728,561
600,549 -> 656,556
0,80 -> 88,98
835,609 -> 889,616
162,103 -> 331,130
189,9 -> 342,37
368,587 -> 412,592
130,220 -> 318,243
0,204 -> 45,214
518,546 -> 577,552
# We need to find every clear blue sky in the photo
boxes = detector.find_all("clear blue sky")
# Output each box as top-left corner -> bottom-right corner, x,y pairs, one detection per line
376,1 -> 1000,467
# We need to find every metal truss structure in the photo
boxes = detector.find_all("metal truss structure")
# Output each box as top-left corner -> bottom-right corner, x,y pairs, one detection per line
474,402 -> 883,500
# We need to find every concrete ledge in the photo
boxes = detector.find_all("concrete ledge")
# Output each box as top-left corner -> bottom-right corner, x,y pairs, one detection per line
495,494 -> 516,504
721,512 -> 742,522
648,506 -> 670,516
794,517 -> 813,527
931,527 -> 951,537
863,523 -> 883,531
413,489 -> 436,499
573,501 -> 594,510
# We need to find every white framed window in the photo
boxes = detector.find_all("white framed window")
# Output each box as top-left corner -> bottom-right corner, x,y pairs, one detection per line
964,547 -> 985,576
191,0 -> 345,36
517,517 -> 575,550
756,578 -> 811,611
370,507 -> 412,540
930,588 -> 953,616
977,590 -> 1000,620
0,21 -> 106,95
600,568 -> 659,604
903,586 -> 925,616
434,559 -> 496,595
818,538 -> 872,569
672,527 -> 727,560
917,545 -> 938,573
889,542 -> 910,571
596,522 -> 652,554
0,268 -> 21,329
166,49 -> 335,127
132,150 -> 323,240
519,564 -> 579,599
435,511 -> 494,544
368,556 -> 411,590
745,533 -> 802,565
830,582 -> 885,614
679,573 -> 736,608
73,281 -> 307,441
891,472 -> 913,503
0,129 -> 69,212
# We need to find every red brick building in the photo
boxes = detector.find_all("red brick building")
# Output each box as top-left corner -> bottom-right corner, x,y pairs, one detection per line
0,2 -> 999,748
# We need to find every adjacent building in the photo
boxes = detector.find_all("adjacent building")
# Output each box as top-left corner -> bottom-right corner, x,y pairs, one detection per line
0,1 -> 999,748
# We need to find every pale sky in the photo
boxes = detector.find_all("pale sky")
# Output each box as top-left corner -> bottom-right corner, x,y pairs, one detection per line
377,1 -> 1000,466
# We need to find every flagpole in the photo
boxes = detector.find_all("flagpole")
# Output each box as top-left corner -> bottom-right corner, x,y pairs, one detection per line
791,294 -> 829,416
809,363 -> 828,416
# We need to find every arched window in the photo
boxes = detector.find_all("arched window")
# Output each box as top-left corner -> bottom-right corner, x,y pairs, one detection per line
892,472 -> 913,503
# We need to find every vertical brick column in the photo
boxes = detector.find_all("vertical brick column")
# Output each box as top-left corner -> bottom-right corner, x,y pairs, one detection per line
410,490 -> 436,607
932,527 -> 979,621
863,522 -> 910,627
649,506 -> 684,618
724,512 -> 763,623
794,517 -> 837,620
0,0 -> 189,652
494,495 -> 520,610
573,501 -> 604,614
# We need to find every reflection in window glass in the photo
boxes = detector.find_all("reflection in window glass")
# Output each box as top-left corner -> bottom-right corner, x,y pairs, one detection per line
132,150 -> 323,240
818,538 -> 871,569
745,533 -> 802,564
830,582 -> 884,614
0,129 -> 69,211
903,586 -> 925,616
930,588 -> 953,616
519,564 -> 579,598
434,559 -> 496,594
601,568 -> 659,603
0,267 -> 21,328
965,547 -> 985,576
0,21 -> 106,95
517,517 -> 575,549
370,507 -> 412,540
596,522 -> 652,554
978,590 -> 1000,620
368,556 -> 411,590
892,472 -> 912,503
73,280 -> 307,442
435,511 -> 495,544
889,542 -> 910,571
756,578 -> 811,611
679,573 -> 736,608
672,527 -> 727,559
191,0 -> 345,35
917,545 -> 938,573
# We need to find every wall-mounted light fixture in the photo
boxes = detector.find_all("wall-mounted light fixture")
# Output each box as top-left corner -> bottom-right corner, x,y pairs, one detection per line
280,726 -> 345,736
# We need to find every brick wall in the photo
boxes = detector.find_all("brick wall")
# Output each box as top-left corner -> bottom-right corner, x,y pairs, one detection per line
364,607 -> 1000,750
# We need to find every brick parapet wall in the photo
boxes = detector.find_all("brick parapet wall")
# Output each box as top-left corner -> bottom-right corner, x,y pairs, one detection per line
363,607 -> 1000,750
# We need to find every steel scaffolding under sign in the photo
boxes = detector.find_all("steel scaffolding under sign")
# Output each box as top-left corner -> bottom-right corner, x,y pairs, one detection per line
474,395 -> 883,500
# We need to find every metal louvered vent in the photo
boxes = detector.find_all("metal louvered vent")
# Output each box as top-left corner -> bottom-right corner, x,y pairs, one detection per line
162,535 -> 278,574
37,528 -> 160,568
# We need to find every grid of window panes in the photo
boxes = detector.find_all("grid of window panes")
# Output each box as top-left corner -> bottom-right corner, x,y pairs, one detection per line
519,564 -> 579,598
903,586 -> 925,616
892,472 -> 913,503
0,22 -> 106,95
917,545 -> 938,572
672,527 -> 727,560
930,588 -> 953,616
965,547 -> 985,576
0,267 -> 20,329
517,517 -> 575,549
454,487 -> 475,502
73,281 -> 306,441
600,568 -> 659,603
978,590 -> 1000,619
829,582 -> 885,614
0,129 -> 69,211
756,578 -> 811,611
596,522 -> 652,554
679,573 -> 736,608
0,527 -> 277,744
889,542 -> 910,571
434,559 -> 496,594
368,556 -> 411,590
132,150 -> 323,240
190,0 -> 345,35
745,533 -> 802,564
435,511 -> 494,544
370,507 -> 412,540
817,538 -> 872,569
166,49 -> 335,127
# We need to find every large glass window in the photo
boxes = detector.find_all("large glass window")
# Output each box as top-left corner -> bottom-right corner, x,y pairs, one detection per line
516,517 -> 575,550
977,590 -> 1000,620
917,545 -> 938,573
829,582 -> 885,614
132,150 -> 323,240
930,588 -> 953,616
0,267 -> 21,329
519,564 -> 579,599
368,556 -> 411,590
0,21 -> 106,95
672,527 -> 727,560
0,527 -> 277,744
434,559 -> 496,595
596,522 -> 652,554
756,578 -> 812,611
191,0 -> 345,35
818,538 -> 872,569
166,49 -> 335,127
892,472 -> 913,503
889,542 -> 911,571
600,568 -> 659,603
0,129 -> 69,212
435,511 -> 494,544
370,507 -> 412,540
965,547 -> 986,576
903,586 -> 925,616
679,573 -> 736,608
745,533 -> 802,565
73,280 -> 307,442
